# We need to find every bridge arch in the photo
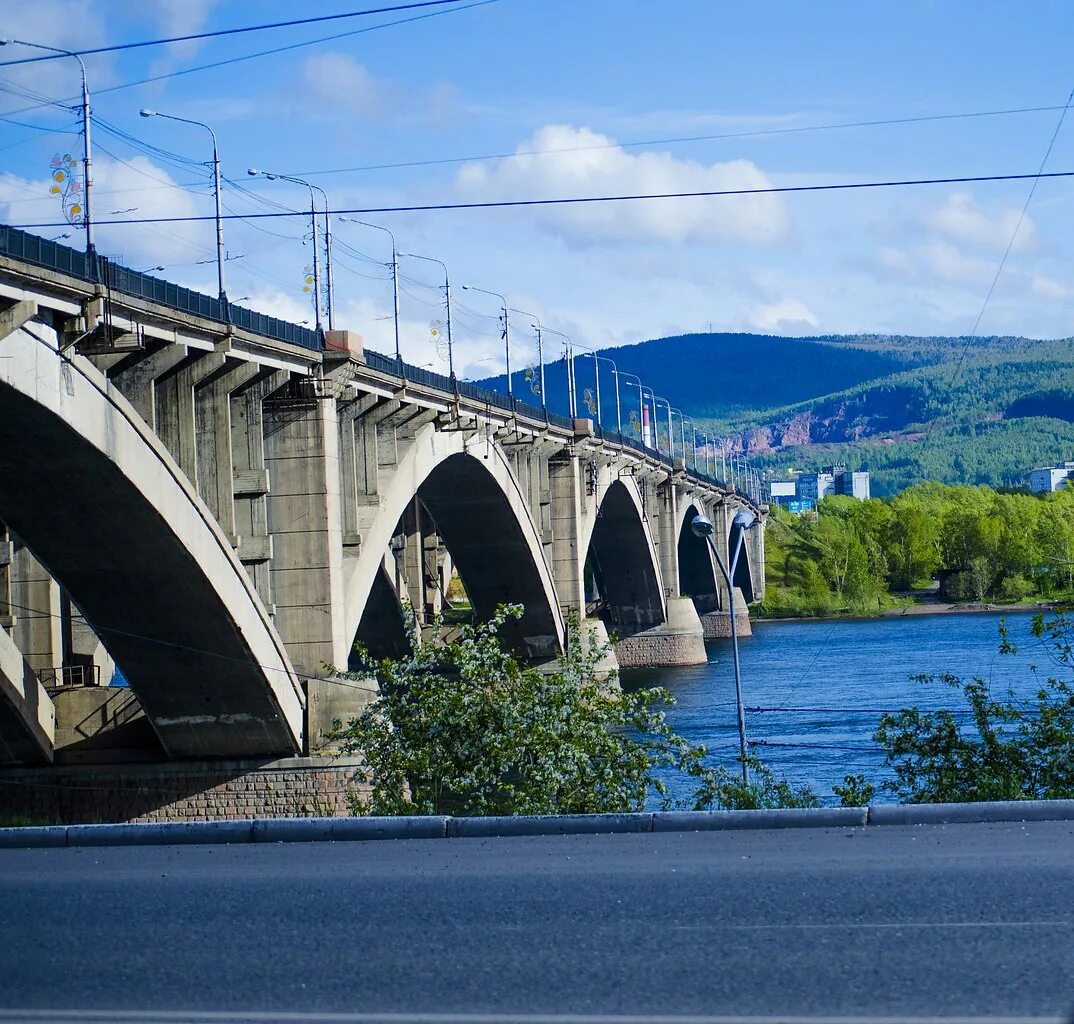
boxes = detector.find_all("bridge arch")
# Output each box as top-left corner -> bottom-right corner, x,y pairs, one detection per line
344,424 -> 564,659
0,319 -> 303,758
728,508 -> 757,604
580,477 -> 666,637
677,500 -> 720,614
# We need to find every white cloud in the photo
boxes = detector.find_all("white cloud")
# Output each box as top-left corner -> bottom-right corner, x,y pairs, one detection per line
146,0 -> 220,77
748,299 -> 819,334
1031,274 -> 1074,301
0,0 -> 111,101
303,53 -> 397,121
0,156 -> 210,268
874,246 -> 917,279
300,52 -> 459,126
930,192 -> 1038,253
920,240 -> 995,287
455,125 -> 789,248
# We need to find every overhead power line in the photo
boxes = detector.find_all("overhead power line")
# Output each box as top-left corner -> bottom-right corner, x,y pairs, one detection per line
291,103 -> 1074,178
0,0 -> 500,116
12,168 -> 1074,230
0,0 -> 473,66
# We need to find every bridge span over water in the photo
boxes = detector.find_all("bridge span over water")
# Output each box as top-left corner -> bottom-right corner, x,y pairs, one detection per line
0,227 -> 764,816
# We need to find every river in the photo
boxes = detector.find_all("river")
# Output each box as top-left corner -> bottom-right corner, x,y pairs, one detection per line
619,610 -> 1064,806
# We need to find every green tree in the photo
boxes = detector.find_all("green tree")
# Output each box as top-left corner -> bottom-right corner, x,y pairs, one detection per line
887,495 -> 941,589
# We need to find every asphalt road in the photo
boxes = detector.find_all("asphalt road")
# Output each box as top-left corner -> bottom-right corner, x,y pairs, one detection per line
0,820 -> 1072,1024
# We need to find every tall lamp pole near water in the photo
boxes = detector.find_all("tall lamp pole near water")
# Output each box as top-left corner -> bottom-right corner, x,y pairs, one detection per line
691,510 -> 756,786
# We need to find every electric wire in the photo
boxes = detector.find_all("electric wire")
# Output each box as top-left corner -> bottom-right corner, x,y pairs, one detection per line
0,0 -> 501,117
14,168 -> 1074,231
0,0 -> 477,66
291,103 -> 1074,179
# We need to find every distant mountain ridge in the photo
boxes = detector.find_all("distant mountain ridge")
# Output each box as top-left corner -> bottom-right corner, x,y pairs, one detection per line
479,331 -> 1074,495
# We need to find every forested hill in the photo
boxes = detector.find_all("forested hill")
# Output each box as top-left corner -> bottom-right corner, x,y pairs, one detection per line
479,331 -> 1074,495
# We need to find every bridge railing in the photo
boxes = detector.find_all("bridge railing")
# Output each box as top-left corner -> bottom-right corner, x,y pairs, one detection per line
1,224 -> 755,498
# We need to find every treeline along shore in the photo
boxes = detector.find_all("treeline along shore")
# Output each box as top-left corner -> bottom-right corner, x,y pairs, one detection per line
759,482 -> 1074,619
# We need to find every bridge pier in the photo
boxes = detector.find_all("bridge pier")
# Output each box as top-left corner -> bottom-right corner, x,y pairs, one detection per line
614,596 -> 707,668
699,588 -> 754,639
264,386 -> 350,678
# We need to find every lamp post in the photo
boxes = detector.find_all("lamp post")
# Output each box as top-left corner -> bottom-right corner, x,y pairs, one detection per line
671,408 -> 688,467
575,349 -> 620,436
250,169 -> 334,331
2,38 -> 94,266
402,252 -> 455,386
653,395 -> 674,459
341,218 -> 399,362
463,286 -> 511,402
508,307 -> 546,410
601,356 -> 622,437
691,510 -> 756,786
143,109 -> 227,312
541,325 -> 575,418
615,371 -> 645,445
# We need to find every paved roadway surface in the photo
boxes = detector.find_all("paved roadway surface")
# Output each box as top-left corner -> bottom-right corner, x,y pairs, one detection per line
0,820 -> 1072,1024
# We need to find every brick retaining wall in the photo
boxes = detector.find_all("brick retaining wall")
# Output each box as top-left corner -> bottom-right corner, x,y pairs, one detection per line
0,757 -> 370,824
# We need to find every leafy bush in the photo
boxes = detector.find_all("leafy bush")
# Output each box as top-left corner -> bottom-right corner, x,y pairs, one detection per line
869,614 -> 1074,802
331,605 -> 814,816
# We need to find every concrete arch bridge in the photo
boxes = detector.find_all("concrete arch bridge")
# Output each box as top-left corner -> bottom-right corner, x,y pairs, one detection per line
0,229 -> 764,819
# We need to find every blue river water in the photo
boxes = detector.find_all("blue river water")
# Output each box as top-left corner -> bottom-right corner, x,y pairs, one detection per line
619,610 -> 1065,806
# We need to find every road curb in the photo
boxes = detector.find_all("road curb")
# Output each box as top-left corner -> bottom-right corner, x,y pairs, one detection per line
447,812 -> 653,838
652,807 -> 868,831
2,800 -> 1074,850
867,798 -> 1074,826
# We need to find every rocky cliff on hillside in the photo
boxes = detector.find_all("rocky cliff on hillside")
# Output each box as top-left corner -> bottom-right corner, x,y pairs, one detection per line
718,384 -> 929,456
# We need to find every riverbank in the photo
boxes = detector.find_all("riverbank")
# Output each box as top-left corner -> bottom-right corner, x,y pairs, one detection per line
755,600 -> 1053,625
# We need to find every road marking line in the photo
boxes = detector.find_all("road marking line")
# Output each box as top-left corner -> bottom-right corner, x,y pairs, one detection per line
0,1011 -> 1063,1024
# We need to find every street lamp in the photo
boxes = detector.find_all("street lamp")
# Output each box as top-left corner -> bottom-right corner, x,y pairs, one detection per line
692,509 -> 756,786
249,168 -> 334,330
653,395 -> 674,459
341,218 -> 398,363
573,346 -> 620,436
462,286 -> 511,401
541,325 -> 575,418
401,252 -> 455,386
508,307 -> 546,410
143,109 -> 227,312
614,371 -> 646,446
2,38 -> 94,264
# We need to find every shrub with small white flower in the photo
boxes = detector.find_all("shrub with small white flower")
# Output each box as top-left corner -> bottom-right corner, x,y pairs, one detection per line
330,604 -> 817,816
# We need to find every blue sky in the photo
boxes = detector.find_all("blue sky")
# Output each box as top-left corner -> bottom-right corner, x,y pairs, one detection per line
3,0 -> 1074,378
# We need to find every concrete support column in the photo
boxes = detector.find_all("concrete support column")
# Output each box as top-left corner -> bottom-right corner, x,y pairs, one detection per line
651,479 -> 681,599
264,392 -> 349,677
10,542 -> 62,678
193,359 -> 263,549
548,454 -> 585,621
110,345 -> 191,432
0,522 -> 13,632
401,497 -> 426,617
153,362 -> 199,483
231,373 -> 283,612
423,527 -> 444,618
